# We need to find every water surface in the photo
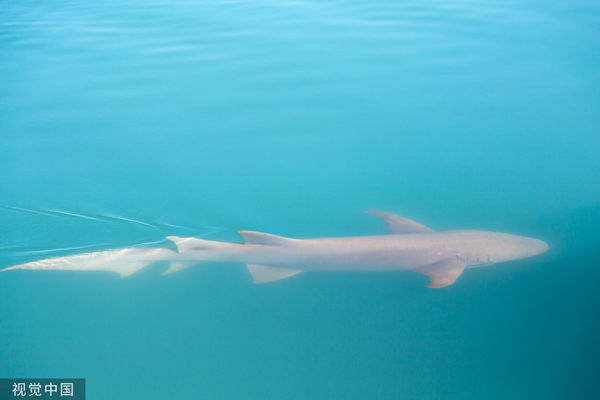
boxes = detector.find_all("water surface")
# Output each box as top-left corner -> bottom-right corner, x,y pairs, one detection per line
1,0 -> 599,399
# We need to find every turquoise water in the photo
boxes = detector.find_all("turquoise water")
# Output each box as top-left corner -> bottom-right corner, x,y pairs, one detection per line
1,0 -> 599,398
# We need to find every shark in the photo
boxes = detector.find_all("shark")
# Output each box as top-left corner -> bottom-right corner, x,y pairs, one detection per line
1,211 -> 549,288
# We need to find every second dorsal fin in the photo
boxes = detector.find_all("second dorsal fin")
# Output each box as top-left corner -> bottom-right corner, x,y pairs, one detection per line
365,210 -> 434,234
166,236 -> 220,252
237,230 -> 296,246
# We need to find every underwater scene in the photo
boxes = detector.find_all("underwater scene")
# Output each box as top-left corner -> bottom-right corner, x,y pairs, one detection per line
1,0 -> 599,399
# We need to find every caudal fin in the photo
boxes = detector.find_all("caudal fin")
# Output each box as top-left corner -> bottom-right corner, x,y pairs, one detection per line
1,248 -> 173,278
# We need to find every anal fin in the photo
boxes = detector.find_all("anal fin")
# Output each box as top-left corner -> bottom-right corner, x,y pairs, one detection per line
247,264 -> 303,284
163,261 -> 197,275
414,259 -> 465,288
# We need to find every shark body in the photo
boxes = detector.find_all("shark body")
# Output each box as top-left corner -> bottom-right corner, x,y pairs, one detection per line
1,211 -> 549,288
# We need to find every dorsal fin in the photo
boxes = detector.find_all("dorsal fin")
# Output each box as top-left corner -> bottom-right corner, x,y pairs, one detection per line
365,210 -> 434,234
247,264 -> 303,283
237,231 -> 296,246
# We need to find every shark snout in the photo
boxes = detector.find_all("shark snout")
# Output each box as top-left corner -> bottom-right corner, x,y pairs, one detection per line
494,233 -> 550,262
525,238 -> 550,257
536,239 -> 549,254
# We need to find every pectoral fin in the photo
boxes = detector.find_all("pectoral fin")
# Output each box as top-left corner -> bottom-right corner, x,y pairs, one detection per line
247,264 -> 303,283
414,259 -> 465,288
365,210 -> 434,234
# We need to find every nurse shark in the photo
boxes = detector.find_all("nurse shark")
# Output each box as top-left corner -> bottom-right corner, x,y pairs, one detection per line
1,211 -> 549,288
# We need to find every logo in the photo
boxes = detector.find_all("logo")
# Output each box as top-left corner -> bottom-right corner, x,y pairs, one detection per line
0,380 -> 84,400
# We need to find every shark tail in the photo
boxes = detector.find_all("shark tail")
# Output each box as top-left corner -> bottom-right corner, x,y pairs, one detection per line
1,248 -> 174,278
113,260 -> 154,277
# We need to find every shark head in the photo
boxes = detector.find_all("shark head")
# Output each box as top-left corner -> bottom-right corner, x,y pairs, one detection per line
452,231 -> 549,267
498,234 -> 549,261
